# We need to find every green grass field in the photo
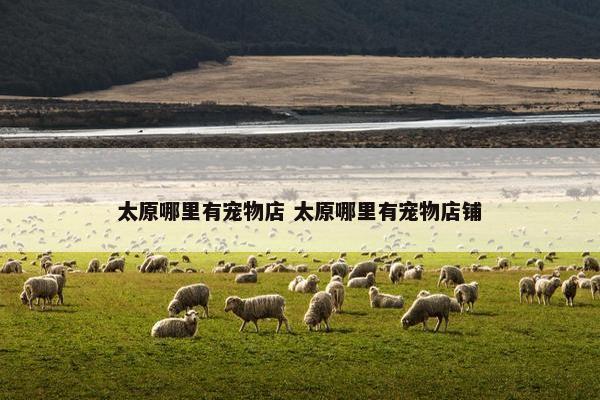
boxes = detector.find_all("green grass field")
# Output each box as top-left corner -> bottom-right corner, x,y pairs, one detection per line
0,251 -> 598,399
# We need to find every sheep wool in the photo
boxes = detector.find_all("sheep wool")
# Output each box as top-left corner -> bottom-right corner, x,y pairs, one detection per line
235,269 -> 258,283
369,286 -> 404,309
535,277 -> 562,305
561,275 -> 578,307
87,258 -> 100,273
404,265 -> 424,280
151,310 -> 199,338
22,276 -> 59,310
325,276 -> 345,313
401,294 -> 453,333
590,275 -> 600,299
437,265 -> 465,287
45,273 -> 66,305
103,258 -> 125,273
224,294 -> 291,333
348,261 -> 377,280
519,277 -> 536,304
288,276 -> 303,292
294,274 -> 319,293
303,291 -> 334,331
389,263 -> 405,284
140,255 -> 168,273
168,283 -> 210,317
583,256 -> 600,272
497,257 -> 510,270
347,272 -> 375,288
1,260 -> 22,274
330,261 -> 348,278
453,281 -> 479,312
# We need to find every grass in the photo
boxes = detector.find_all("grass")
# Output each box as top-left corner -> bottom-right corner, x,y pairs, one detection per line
0,251 -> 598,399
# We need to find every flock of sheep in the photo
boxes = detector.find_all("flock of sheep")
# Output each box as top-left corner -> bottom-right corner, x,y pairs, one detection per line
2,250 -> 600,338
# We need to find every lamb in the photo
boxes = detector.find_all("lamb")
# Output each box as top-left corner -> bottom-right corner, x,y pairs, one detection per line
293,274 -> 319,293
103,258 -> 125,273
369,286 -> 404,309
22,276 -> 58,310
168,283 -> 210,317
288,276 -> 303,291
235,268 -> 258,283
497,257 -> 510,270
535,277 -> 562,305
303,291 -> 334,331
453,282 -> 479,312
583,256 -> 600,272
348,261 -> 377,279
437,265 -> 464,287
224,294 -> 291,333
389,262 -> 405,284
151,310 -> 199,338
591,275 -> 600,299
140,255 -> 167,273
330,261 -> 348,278
347,272 -> 375,288
1,260 -> 22,274
561,275 -> 579,307
404,265 -> 424,280
519,277 -> 536,304
401,294 -> 454,333
87,258 -> 100,273
325,276 -> 345,313
46,273 -> 66,305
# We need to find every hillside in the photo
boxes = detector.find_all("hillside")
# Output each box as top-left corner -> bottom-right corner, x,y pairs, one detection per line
0,0 -> 225,97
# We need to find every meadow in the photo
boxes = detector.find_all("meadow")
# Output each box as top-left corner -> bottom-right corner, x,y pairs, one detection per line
0,251 -> 598,399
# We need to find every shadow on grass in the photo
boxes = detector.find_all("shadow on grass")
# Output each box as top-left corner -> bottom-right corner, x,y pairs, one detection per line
339,310 -> 368,316
38,308 -> 77,313
471,311 -> 499,317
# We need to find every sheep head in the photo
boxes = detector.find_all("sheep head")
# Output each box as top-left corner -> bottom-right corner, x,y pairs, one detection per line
224,296 -> 242,312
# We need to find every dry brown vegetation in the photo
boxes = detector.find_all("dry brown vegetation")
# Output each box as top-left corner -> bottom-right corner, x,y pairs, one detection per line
69,56 -> 600,111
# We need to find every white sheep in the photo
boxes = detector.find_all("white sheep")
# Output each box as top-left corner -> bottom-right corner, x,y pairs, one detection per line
303,291 -> 334,331
519,277 -> 536,304
369,286 -> 404,308
87,258 -> 100,273
330,261 -> 348,278
348,261 -> 377,279
497,257 -> 510,270
453,281 -> 479,312
561,275 -> 578,307
168,283 -> 210,317
288,276 -> 303,291
293,274 -> 319,293
103,258 -> 125,273
583,256 -> 600,272
247,255 -> 258,269
151,310 -> 199,338
1,260 -> 22,274
325,276 -> 345,313
437,265 -> 464,287
404,265 -> 424,280
535,277 -> 562,305
591,275 -> 600,299
347,272 -> 375,288
389,262 -> 405,284
578,278 -> 591,290
140,255 -> 167,273
401,294 -> 454,333
229,265 -> 251,274
22,276 -> 58,310
224,294 -> 291,333
46,274 -> 66,305
235,268 -> 258,283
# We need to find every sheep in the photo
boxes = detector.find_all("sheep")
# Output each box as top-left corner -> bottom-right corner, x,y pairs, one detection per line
401,294 -> 454,333
182,255 -> 191,263
347,272 -> 375,288
46,273 -> 66,305
140,255 -> 167,273
583,256 -> 600,272
561,275 -> 579,307
229,265 -> 251,274
264,264 -> 295,273
22,276 -> 58,310
497,257 -> 510,270
318,264 -> 331,273
151,310 -> 199,338
330,261 -> 348,278
213,266 -> 230,273
325,276 -> 345,313
454,282 -> 479,312
40,255 -> 52,271
389,262 -> 405,284
591,275 -> 600,299
47,264 -> 67,276
288,276 -> 303,291
247,255 -> 258,269
535,277 -> 562,305
293,274 -> 319,293
235,268 -> 258,283
519,277 -> 536,304
417,290 -> 431,298
1,260 -> 22,274
472,265 -> 492,272
578,278 -> 591,289
170,268 -> 184,273
437,265 -> 464,287
535,259 -> 544,272
369,286 -> 404,309
168,283 -> 210,317
87,258 -> 100,273
295,264 -> 309,273
526,258 -> 537,266
404,265 -> 424,280
224,294 -> 291,333
103,258 -> 125,273
348,261 -> 377,280
303,291 -> 334,331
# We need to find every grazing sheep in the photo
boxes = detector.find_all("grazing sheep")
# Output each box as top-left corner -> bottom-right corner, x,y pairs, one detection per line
561,275 -> 579,307
526,258 -> 537,266
224,294 -> 291,333
151,310 -> 199,338
182,255 -> 191,263
437,265 -> 465,288
519,277 -> 536,304
325,276 -> 345,313
389,263 -> 405,284
235,269 -> 258,283
401,294 -> 454,333
293,274 -> 319,293
22,277 -> 58,310
318,264 -> 331,273
168,283 -> 210,317
497,257 -> 510,270
331,261 -> 348,278
369,286 -> 404,309
46,274 -> 66,305
103,258 -> 125,273
264,264 -> 295,273
1,260 -> 22,274
87,258 -> 100,273
535,277 -> 562,305
454,282 -> 479,312
303,291 -> 334,331
535,259 -> 544,272
404,265 -> 424,280
347,272 -> 375,288
583,256 -> 600,272
140,255 -> 167,273
348,261 -> 377,280
591,275 -> 600,299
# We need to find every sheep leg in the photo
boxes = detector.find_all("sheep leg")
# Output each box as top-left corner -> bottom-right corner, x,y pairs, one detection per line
422,320 -> 428,331
324,318 -> 330,332
433,317 -> 442,333
58,293 -> 64,305
28,298 -> 33,311
252,321 -> 259,333
203,305 -> 209,318
520,293 -> 523,304
443,314 -> 449,332
280,317 -> 291,333
239,321 -> 247,332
